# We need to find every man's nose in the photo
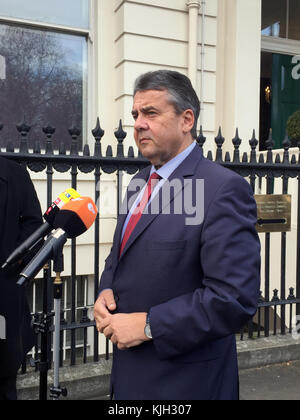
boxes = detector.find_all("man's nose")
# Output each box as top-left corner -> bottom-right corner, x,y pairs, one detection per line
134,115 -> 149,131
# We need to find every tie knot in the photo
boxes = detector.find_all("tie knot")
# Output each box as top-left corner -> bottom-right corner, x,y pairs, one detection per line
147,172 -> 161,194
149,172 -> 161,182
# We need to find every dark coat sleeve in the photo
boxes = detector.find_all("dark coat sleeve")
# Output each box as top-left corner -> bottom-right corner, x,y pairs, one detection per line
17,166 -> 43,270
17,165 -> 43,245
3,164 -> 43,275
149,176 -> 261,360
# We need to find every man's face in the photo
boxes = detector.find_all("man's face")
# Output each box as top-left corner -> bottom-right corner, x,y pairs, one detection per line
132,90 -> 194,168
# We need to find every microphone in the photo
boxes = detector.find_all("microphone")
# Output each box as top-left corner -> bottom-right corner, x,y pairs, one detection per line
17,229 -> 68,287
17,197 -> 98,286
43,188 -> 81,225
53,196 -> 98,238
1,188 -> 80,270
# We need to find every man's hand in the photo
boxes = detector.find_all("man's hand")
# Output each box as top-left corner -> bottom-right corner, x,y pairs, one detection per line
99,312 -> 151,350
94,289 -> 117,331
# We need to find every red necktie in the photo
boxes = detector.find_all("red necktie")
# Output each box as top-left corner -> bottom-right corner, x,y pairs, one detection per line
120,172 -> 161,256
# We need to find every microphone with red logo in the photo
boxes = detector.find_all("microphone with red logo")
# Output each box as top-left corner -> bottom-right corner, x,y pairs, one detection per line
1,188 -> 81,270
17,197 -> 98,287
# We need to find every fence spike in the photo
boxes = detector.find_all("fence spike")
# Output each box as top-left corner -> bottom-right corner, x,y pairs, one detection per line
215,126 -> 224,162
207,150 -> 213,161
115,120 -> 126,158
249,129 -> 258,148
283,132 -> 291,150
17,120 -> 30,154
34,140 -> 41,154
128,146 -> 135,158
272,289 -> 279,302
275,153 -> 281,164
6,140 -> 14,153
242,152 -> 248,163
43,124 -> 55,154
266,129 -> 274,164
68,126 -> 81,155
80,307 -> 90,323
83,144 -> 90,156
59,141 -> 66,155
106,145 -> 113,157
249,130 -> 258,164
232,128 -> 241,163
196,125 -> 206,149
288,287 -> 295,300
259,153 -> 265,163
92,118 -> 105,140
282,132 -> 291,164
92,118 -> 104,157
43,124 -> 56,138
232,128 -> 241,148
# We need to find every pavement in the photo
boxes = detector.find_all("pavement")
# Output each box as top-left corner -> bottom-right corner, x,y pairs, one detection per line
92,362 -> 300,401
239,360 -> 300,400
88,362 -> 300,401
17,334 -> 300,400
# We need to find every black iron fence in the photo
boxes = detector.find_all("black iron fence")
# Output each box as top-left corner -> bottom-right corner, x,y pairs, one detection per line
1,120 -> 300,374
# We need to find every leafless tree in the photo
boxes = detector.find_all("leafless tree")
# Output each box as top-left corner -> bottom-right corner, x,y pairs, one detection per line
0,24 -> 84,149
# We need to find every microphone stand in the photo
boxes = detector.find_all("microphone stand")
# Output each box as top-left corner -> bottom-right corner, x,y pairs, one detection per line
32,264 -> 53,401
49,244 -> 67,400
28,232 -> 68,400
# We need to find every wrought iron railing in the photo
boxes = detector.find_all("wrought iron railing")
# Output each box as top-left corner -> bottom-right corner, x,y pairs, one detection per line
1,120 -> 300,374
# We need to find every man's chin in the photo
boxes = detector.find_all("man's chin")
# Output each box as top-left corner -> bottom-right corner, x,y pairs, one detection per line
138,145 -> 153,159
137,145 -> 163,166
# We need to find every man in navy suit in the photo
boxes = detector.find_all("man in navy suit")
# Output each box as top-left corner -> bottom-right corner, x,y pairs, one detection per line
94,70 -> 260,400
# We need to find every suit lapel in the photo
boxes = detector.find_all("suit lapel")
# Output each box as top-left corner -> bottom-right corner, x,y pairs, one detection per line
112,166 -> 151,267
118,145 -> 203,261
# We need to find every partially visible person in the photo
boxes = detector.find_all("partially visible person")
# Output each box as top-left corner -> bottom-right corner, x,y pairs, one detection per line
0,157 -> 42,400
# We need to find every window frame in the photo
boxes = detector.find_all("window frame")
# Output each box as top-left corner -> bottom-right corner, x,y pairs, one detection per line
260,0 -> 300,150
262,35 -> 300,57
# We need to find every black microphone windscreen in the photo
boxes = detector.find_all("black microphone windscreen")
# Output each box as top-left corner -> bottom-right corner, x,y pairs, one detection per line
54,211 -> 87,238
53,197 -> 98,239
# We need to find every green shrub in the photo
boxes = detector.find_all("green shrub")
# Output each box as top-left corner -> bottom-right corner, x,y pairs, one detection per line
287,110 -> 300,140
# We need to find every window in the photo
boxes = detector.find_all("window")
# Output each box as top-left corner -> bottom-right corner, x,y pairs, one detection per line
262,0 -> 300,41
0,0 -> 89,29
260,0 -> 300,150
0,0 -> 90,150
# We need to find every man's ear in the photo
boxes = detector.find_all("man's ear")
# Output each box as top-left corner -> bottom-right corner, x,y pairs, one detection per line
182,109 -> 195,134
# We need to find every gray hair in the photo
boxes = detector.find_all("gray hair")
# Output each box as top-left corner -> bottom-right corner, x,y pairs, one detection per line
133,70 -> 200,138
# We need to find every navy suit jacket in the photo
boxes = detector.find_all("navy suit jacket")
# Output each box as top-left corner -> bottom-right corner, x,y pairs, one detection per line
99,145 -> 261,400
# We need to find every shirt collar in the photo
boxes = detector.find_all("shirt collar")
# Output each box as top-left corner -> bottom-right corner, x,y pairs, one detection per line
150,141 -> 196,180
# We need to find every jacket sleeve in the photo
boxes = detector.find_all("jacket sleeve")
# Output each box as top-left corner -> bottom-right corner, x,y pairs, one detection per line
150,176 -> 261,360
98,248 -> 114,296
17,166 -> 43,246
